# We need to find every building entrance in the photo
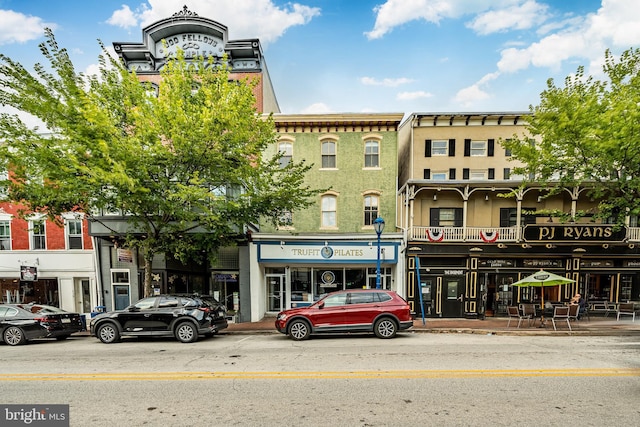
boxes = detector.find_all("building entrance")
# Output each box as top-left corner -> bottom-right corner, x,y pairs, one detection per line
267,274 -> 286,312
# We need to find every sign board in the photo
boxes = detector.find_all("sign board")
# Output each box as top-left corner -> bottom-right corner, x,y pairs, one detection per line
523,225 -> 626,242
20,266 -> 37,281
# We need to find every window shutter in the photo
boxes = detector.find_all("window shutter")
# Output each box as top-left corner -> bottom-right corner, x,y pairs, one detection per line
503,168 -> 510,179
423,169 -> 431,179
449,168 -> 456,180
464,139 -> 471,156
448,139 -> 455,156
430,208 -> 440,226
425,140 -> 432,157
463,168 -> 469,180
454,208 -> 463,227
499,208 -> 510,227
488,168 -> 495,180
488,139 -> 495,156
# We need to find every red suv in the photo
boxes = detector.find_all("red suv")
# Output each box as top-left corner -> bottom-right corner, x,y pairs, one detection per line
275,289 -> 413,340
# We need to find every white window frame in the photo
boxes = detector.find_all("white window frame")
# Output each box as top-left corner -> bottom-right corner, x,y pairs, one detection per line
471,140 -> 487,156
364,140 -> 380,168
431,171 -> 448,180
29,216 -> 46,250
0,215 -> 11,251
278,141 -> 293,169
363,194 -> 379,227
321,194 -> 337,229
431,140 -> 448,156
321,140 -> 337,169
469,170 -> 487,180
63,215 -> 84,250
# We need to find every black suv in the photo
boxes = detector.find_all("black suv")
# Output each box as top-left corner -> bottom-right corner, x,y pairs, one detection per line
90,295 -> 227,344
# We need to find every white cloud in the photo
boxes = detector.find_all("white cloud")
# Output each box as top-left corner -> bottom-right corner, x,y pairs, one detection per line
467,0 -> 549,35
300,102 -> 333,114
454,84 -> 491,107
365,0 -> 531,40
496,0 -> 640,74
0,9 -> 56,45
454,71 -> 499,107
106,5 -> 140,29
396,91 -> 433,101
360,77 -> 414,87
111,0 -> 320,46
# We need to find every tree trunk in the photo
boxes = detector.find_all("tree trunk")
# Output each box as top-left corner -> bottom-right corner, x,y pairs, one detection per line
143,249 -> 154,297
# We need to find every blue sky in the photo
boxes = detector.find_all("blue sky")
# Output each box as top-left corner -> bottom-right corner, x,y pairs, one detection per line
1,0 -> 639,118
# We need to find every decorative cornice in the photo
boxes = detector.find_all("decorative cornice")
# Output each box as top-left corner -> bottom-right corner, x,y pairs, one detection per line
173,5 -> 198,18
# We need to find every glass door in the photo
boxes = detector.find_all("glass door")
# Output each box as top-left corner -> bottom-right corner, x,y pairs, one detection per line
267,274 -> 286,312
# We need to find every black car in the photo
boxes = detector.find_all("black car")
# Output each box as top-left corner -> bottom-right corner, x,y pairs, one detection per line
175,294 -> 229,333
90,295 -> 223,344
1,304 -> 84,346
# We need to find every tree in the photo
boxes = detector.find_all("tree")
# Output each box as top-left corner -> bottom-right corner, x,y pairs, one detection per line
0,29 -> 319,296
502,47 -> 640,225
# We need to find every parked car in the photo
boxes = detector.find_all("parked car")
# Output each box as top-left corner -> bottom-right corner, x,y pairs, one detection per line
1,304 -> 84,346
90,295 -> 222,344
174,294 -> 228,333
275,289 -> 413,340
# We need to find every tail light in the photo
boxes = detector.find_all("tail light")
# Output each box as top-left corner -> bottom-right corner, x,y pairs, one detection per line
198,307 -> 211,314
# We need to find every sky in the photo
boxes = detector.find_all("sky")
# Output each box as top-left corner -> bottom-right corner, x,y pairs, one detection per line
1,0 -> 640,119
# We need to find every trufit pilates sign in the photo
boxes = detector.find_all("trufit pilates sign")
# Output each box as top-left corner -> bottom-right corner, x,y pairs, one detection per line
523,225 -> 626,242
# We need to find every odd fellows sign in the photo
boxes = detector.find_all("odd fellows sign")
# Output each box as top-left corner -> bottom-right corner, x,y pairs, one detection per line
523,225 -> 626,242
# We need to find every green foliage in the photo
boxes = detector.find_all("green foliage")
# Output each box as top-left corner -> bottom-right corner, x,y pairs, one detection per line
502,47 -> 640,224
0,29 -> 319,295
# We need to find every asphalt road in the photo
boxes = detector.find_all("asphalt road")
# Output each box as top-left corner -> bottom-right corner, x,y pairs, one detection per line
2,332 -> 639,426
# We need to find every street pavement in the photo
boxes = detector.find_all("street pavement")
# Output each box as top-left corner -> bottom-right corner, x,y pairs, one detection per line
225,314 -> 640,336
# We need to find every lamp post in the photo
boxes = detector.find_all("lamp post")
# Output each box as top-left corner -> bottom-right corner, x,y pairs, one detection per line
373,217 -> 385,289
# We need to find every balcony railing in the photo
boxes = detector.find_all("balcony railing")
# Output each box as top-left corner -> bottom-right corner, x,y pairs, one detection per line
410,226 -> 640,243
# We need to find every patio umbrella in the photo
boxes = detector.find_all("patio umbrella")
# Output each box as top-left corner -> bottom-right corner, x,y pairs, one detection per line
511,270 -> 575,320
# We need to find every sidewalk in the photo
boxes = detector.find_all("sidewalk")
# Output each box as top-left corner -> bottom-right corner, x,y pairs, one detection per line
225,315 -> 640,336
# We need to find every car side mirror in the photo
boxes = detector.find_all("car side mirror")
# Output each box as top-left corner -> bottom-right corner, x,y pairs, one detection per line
128,306 -> 139,312
318,302 -> 325,309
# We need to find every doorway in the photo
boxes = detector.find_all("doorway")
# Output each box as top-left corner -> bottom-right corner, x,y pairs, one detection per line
113,285 -> 130,310
267,274 -> 286,312
441,278 -> 464,317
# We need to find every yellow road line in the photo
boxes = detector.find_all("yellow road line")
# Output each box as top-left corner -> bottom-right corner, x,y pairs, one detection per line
2,368 -> 640,381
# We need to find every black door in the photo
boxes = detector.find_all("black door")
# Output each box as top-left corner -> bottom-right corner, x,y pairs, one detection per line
441,278 -> 464,317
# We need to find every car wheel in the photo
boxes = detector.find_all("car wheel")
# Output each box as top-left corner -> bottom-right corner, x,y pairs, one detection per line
288,319 -> 310,341
3,326 -> 27,346
175,322 -> 198,343
96,322 -> 120,344
374,318 -> 397,339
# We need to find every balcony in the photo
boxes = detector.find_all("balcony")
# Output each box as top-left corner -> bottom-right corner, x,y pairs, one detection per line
410,226 -> 640,243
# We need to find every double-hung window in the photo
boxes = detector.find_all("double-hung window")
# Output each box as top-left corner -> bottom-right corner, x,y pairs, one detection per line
431,140 -> 448,156
321,195 -> 337,228
30,219 -> 46,250
67,219 -> 83,249
470,140 -> 487,156
364,140 -> 379,168
0,220 -> 10,250
278,142 -> 292,168
321,140 -> 336,168
363,195 -> 379,226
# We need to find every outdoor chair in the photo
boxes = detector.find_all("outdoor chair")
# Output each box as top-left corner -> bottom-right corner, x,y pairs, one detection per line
507,306 -> 530,328
616,303 -> 637,322
520,304 -> 538,327
551,306 -> 571,332
568,304 -> 580,323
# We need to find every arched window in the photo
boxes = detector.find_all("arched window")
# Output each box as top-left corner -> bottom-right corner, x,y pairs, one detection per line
321,195 -> 337,228
363,195 -> 379,226
364,140 -> 379,168
278,141 -> 293,168
321,140 -> 336,168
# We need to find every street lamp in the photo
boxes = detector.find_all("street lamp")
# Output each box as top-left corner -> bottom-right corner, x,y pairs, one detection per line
373,217 -> 385,289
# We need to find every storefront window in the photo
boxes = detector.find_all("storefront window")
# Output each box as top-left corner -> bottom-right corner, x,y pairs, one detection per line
291,268 -> 312,304
316,269 -> 343,296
